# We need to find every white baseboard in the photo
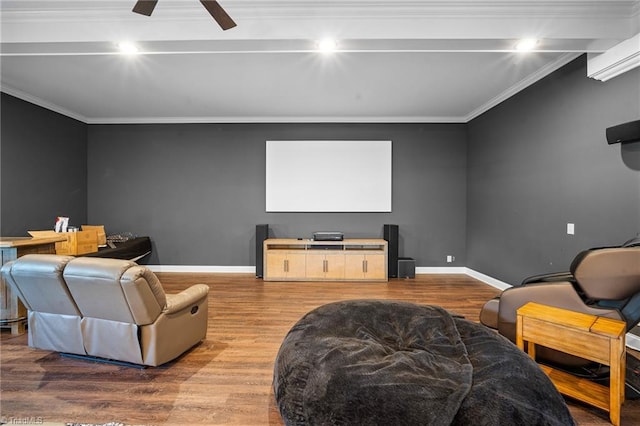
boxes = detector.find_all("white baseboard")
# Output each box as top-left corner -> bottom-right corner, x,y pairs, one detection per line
145,264 -> 512,291
463,268 -> 512,290
415,266 -> 467,274
148,265 -> 474,275
627,332 -> 640,351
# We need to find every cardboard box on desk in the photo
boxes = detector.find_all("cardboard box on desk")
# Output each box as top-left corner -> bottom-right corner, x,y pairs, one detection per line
81,225 -> 107,247
28,229 -> 99,255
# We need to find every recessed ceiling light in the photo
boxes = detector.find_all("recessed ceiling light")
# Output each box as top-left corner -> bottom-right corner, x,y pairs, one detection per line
317,38 -> 338,53
515,38 -> 538,52
117,41 -> 140,55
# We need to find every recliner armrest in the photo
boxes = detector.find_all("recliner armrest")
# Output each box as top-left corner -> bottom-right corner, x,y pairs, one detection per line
164,284 -> 209,314
520,271 -> 574,286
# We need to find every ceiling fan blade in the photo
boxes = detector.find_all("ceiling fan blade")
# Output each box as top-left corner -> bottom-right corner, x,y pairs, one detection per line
132,0 -> 158,16
200,0 -> 237,30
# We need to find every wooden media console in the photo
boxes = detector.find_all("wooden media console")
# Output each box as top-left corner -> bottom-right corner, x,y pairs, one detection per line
263,238 -> 388,282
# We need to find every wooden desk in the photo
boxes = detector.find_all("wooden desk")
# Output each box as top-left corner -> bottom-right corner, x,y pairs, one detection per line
0,236 -> 66,334
516,302 -> 626,426
28,229 -> 98,255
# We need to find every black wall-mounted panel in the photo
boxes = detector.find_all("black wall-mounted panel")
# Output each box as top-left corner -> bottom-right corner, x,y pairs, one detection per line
606,120 -> 640,144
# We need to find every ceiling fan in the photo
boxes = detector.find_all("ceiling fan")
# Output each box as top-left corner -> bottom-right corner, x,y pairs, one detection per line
132,0 -> 237,30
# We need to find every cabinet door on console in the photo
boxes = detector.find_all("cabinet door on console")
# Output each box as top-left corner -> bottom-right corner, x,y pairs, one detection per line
265,252 -> 306,280
363,254 -> 386,280
306,252 -> 345,280
345,253 -> 386,280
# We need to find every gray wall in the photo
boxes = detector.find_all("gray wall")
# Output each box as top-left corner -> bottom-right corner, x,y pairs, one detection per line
4,54 -> 638,278
0,93 -> 87,236
467,56 -> 640,285
87,123 -> 467,266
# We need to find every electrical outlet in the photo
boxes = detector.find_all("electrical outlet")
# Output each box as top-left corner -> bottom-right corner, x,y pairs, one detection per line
447,255 -> 455,263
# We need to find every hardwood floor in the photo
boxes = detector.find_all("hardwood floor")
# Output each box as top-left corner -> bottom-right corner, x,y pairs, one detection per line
1,273 -> 639,425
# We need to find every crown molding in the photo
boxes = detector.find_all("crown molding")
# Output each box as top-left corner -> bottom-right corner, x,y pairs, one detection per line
466,52 -> 582,121
2,2 -> 633,124
0,84 -> 88,123
84,115 -> 467,124
2,51 -> 583,126
0,85 -> 467,123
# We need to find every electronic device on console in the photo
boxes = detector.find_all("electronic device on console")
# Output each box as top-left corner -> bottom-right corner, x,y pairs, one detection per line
313,231 -> 344,241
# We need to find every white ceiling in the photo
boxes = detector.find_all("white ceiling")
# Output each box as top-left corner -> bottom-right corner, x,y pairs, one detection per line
1,0 -> 639,123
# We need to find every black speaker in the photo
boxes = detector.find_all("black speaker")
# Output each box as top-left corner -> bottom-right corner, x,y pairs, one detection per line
398,257 -> 416,279
384,224 -> 399,278
606,120 -> 640,144
255,224 -> 269,278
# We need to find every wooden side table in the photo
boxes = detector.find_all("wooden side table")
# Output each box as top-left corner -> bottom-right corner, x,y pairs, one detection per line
516,302 -> 626,426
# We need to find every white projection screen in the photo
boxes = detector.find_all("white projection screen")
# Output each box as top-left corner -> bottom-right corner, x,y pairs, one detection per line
266,140 -> 392,212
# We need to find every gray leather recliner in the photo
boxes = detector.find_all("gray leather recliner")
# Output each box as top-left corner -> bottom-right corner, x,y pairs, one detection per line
1,254 -> 209,366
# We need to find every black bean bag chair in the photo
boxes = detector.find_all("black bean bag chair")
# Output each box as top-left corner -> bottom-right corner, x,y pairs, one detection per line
273,300 -> 575,426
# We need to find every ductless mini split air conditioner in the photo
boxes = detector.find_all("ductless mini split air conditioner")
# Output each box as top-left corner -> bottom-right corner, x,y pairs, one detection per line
587,33 -> 640,82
